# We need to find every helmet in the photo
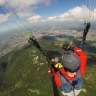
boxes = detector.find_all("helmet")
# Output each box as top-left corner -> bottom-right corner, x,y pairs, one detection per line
61,52 -> 81,72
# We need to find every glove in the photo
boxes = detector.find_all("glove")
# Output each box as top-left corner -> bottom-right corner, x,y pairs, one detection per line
54,63 -> 63,69
62,43 -> 75,51
69,46 -> 74,51
48,68 -> 52,75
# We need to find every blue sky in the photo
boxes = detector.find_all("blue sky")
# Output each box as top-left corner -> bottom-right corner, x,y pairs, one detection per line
35,0 -> 83,17
0,0 -> 96,34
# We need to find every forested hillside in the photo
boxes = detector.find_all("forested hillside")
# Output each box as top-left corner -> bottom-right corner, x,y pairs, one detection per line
0,40 -> 96,96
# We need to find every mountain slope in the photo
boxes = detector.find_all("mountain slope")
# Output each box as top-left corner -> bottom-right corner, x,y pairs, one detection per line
0,44 -> 52,96
0,41 -> 96,96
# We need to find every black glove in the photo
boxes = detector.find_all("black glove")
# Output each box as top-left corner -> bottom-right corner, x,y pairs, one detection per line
62,44 -> 74,51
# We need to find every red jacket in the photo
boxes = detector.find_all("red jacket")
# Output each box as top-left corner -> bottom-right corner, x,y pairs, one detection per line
54,47 -> 87,86
74,47 -> 87,78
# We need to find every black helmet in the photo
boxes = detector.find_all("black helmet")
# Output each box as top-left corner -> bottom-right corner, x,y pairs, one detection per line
61,52 -> 81,72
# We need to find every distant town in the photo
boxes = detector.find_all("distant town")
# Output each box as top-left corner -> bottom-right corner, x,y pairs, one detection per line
0,28 -> 96,57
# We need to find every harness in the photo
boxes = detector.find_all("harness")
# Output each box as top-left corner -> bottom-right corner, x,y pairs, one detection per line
59,69 -> 82,96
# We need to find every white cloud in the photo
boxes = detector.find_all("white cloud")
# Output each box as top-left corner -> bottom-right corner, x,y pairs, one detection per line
0,0 -> 55,22
27,5 -> 96,23
1,0 -> 96,24
48,12 -> 74,21
0,0 -> 52,7
47,6 -> 96,22
27,15 -> 46,23
9,0 -> 52,7
0,14 -> 10,23
92,9 -> 96,21
0,0 -> 6,5
47,6 -> 89,22
27,6 -> 87,23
